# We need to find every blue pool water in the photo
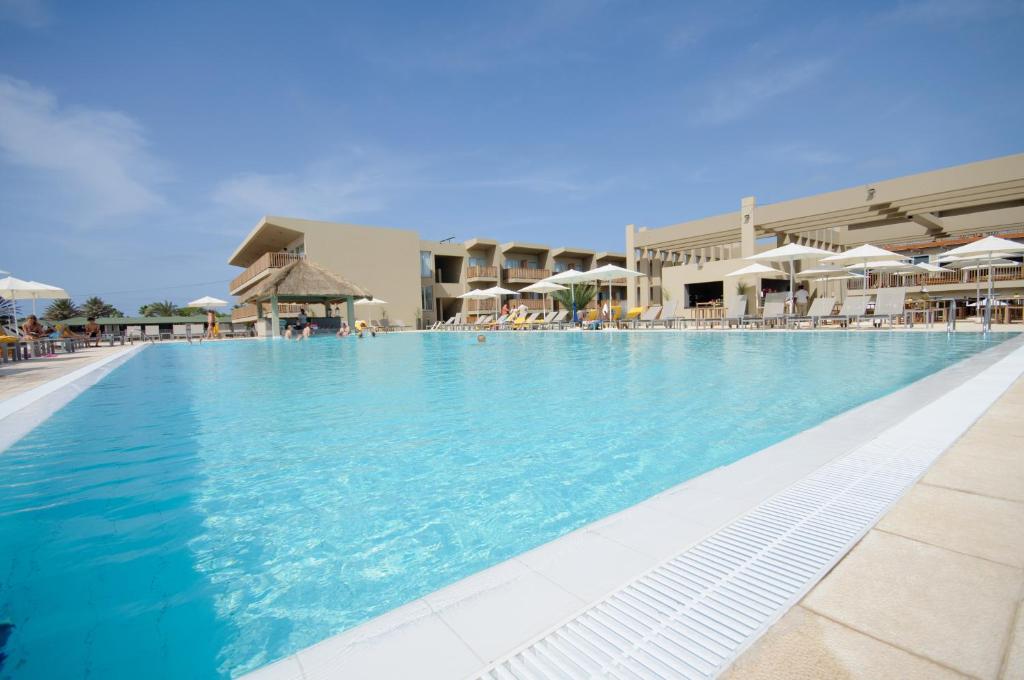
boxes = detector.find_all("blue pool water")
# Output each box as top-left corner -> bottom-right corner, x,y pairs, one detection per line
0,331 -> 1012,678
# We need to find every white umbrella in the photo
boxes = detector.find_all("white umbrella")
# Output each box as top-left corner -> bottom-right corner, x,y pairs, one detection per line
822,244 -> 905,293
797,265 -> 862,299
944,236 -> 1024,330
188,295 -> 229,308
352,296 -> 387,323
479,285 -> 519,320
0,276 -> 36,329
541,268 -> 593,323
25,281 -> 70,315
725,263 -> 787,277
913,262 -> 949,273
568,264 -> 645,325
520,280 -> 567,316
746,243 -> 831,311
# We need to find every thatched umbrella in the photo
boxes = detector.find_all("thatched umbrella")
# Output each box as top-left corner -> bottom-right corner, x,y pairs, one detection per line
242,260 -> 371,336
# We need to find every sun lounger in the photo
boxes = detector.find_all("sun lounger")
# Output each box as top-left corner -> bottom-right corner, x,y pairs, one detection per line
143,325 -> 162,341
824,295 -> 870,327
708,295 -> 748,329
534,311 -> 557,328
871,288 -> 908,328
746,292 -> 789,328
188,323 -> 205,338
125,325 -> 143,341
172,324 -> 188,340
650,300 -> 679,329
636,305 -> 662,329
789,296 -> 836,328
618,306 -> 643,328
545,310 -> 569,329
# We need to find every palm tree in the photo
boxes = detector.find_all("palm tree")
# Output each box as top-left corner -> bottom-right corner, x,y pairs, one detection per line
81,296 -> 123,319
551,283 -> 597,315
141,300 -> 179,317
44,298 -> 80,321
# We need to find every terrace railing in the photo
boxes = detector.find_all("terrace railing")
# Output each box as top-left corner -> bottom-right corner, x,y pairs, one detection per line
503,267 -> 551,282
845,264 -> 1023,290
230,302 -> 304,321
466,266 -> 498,280
229,252 -> 304,294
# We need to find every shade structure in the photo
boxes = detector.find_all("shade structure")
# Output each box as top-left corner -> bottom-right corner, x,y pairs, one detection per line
796,265 -> 861,298
540,268 -> 592,323
188,296 -> 228,308
567,264 -> 645,325
477,285 -> 518,321
913,262 -> 949,273
845,259 -> 915,271
520,280 -> 567,316
354,297 -> 388,323
822,244 -> 906,294
242,259 -> 372,337
943,236 -> 1024,331
955,259 -> 1016,271
725,263 -> 787,277
746,243 -> 831,310
0,278 -> 70,318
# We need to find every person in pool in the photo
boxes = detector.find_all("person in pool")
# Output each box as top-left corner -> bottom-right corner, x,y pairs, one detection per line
336,322 -> 351,337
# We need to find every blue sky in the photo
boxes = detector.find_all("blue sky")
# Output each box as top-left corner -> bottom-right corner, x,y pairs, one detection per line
1,0 -> 1022,313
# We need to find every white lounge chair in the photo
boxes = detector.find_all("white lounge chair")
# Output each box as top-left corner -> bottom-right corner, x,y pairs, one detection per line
651,300 -> 679,329
172,324 -> 188,340
871,288 -> 908,328
708,295 -> 748,329
143,325 -> 161,341
790,296 -> 836,328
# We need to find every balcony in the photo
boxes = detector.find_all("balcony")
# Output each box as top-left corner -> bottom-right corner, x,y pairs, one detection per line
465,299 -> 501,313
503,267 -> 551,283
231,302 -> 304,322
467,266 -> 498,281
230,252 -> 304,295
508,298 -> 548,311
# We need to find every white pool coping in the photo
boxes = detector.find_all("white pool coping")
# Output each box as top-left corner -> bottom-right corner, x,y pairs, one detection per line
0,343 -> 146,452
243,333 -> 1024,680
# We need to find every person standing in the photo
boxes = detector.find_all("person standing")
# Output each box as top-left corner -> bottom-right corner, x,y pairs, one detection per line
205,309 -> 217,339
794,285 -> 810,316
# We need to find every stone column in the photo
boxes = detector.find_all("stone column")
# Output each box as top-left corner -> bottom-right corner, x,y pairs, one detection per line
625,224 -> 638,309
741,196 -> 756,257
270,295 -> 280,337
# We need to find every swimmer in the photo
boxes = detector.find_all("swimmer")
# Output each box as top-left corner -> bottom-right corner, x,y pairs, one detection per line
477,334 -> 486,343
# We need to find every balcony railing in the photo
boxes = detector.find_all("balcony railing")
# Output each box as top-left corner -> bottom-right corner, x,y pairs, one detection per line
845,265 -> 1023,290
465,299 -> 501,313
507,298 -> 547,311
467,266 -> 498,280
229,252 -> 304,294
231,302 -> 304,321
503,267 -> 551,282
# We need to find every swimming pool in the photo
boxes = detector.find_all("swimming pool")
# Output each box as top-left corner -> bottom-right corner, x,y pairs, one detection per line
0,331 -> 1013,678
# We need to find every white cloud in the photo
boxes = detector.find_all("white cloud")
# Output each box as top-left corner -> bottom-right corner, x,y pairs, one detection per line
0,75 -> 166,224
212,158 -> 389,220
0,0 -> 49,27
693,59 -> 830,125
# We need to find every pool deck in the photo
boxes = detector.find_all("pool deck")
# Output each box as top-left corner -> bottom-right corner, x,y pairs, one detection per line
723,375 -> 1024,680
0,344 -> 132,402
243,333 -> 1024,679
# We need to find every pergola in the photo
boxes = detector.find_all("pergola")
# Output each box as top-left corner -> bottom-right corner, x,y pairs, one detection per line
242,260 -> 371,336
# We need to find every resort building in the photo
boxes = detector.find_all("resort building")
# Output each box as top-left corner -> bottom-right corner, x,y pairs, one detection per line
227,216 -> 626,332
626,153 -> 1024,319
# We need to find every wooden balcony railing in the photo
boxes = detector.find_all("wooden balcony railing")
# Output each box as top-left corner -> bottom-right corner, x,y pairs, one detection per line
467,266 -> 498,279
231,302 -> 304,321
465,299 -> 501,313
229,252 -> 304,294
507,298 -> 547,311
503,267 -> 551,282
845,265 -> 1023,290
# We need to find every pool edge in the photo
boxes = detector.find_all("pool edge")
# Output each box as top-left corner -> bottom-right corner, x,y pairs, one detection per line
0,343 -> 147,453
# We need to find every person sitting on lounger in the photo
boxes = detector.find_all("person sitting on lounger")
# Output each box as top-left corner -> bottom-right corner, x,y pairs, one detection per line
21,315 -> 48,339
84,317 -> 101,347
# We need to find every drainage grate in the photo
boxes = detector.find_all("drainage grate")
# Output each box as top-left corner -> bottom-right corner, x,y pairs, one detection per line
475,437 -> 947,679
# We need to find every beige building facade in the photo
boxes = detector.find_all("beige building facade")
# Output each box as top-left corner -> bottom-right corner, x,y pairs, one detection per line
227,216 -> 625,332
626,153 -> 1024,317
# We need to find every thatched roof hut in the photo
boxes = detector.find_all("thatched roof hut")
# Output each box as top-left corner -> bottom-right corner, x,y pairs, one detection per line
240,260 -> 371,336
242,260 -> 371,303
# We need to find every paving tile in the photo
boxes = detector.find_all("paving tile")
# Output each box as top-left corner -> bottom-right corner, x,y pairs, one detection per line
430,568 -> 585,664
924,442 -> 1024,502
1003,604 -> 1024,680
297,611 -> 482,680
877,484 -> 1024,567
516,528 -> 653,601
722,606 -> 965,680
804,530 -> 1023,680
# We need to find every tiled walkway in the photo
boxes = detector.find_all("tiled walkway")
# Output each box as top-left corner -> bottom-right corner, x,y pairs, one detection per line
0,344 -> 130,401
723,376 -> 1024,680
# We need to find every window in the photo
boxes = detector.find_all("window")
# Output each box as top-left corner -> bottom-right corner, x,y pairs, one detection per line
554,262 -> 567,272
421,285 -> 433,310
526,258 -> 539,269
420,251 -> 433,278
469,256 -> 487,267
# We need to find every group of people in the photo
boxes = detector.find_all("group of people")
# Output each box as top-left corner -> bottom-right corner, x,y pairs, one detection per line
18,315 -> 103,347
282,308 -> 377,340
